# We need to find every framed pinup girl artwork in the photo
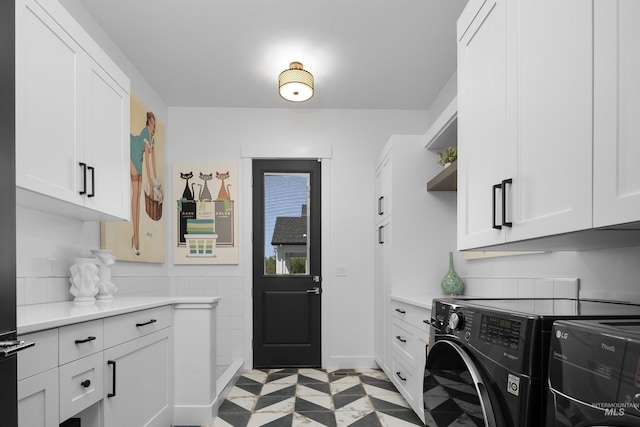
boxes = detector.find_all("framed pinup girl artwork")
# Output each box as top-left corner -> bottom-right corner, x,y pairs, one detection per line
101,92 -> 166,263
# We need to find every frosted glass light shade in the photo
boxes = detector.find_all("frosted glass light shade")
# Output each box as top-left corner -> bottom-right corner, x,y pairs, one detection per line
279,62 -> 314,102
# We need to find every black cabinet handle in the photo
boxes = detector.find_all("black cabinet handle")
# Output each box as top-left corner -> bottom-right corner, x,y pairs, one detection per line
378,196 -> 384,215
136,319 -> 157,327
502,178 -> 512,227
81,379 -> 91,388
395,308 -> 406,314
377,225 -> 384,244
79,162 -> 87,195
75,336 -> 96,344
396,372 -> 407,382
423,319 -> 431,325
396,335 -> 407,343
107,360 -> 116,398
87,166 -> 95,197
492,182 -> 502,230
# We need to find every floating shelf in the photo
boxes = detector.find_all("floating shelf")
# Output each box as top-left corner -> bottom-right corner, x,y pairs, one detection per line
424,97 -> 457,151
427,160 -> 457,191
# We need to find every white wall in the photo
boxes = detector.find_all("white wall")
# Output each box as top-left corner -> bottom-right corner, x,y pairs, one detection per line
168,107 -> 430,367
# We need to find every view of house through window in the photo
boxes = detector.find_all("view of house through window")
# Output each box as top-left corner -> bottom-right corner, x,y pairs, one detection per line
263,173 -> 310,275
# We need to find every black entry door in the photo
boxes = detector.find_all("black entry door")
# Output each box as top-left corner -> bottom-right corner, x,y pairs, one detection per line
252,159 -> 321,368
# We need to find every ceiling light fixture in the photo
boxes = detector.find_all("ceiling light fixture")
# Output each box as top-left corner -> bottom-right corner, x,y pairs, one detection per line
278,62 -> 314,102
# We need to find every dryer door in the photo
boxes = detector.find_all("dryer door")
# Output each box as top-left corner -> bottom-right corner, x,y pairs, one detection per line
425,340 -> 500,427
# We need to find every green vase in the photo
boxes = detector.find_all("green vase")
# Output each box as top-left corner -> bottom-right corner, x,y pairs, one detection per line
441,252 -> 464,296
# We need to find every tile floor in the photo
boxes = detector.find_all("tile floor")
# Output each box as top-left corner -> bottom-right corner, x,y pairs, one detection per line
207,368 -> 424,426
422,368 -> 484,426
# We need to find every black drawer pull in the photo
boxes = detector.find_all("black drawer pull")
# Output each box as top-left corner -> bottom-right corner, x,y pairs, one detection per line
492,182 -> 502,230
502,178 -> 512,227
107,360 -> 116,398
81,379 -> 91,388
378,196 -> 384,215
75,336 -> 96,344
395,308 -> 406,314
136,319 -> 157,327
396,336 -> 406,343
79,162 -> 87,195
396,372 -> 407,382
87,165 -> 95,197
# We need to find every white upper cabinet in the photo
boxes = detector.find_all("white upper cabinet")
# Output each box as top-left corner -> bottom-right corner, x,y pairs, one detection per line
83,56 -> 130,218
16,0 -> 130,221
375,150 -> 392,225
457,0 -> 595,250
504,0 -> 593,242
457,0 -> 508,249
593,0 -> 640,227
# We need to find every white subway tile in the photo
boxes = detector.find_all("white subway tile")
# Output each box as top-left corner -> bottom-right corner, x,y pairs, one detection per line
553,279 -> 579,299
16,278 -> 25,306
24,278 -> 47,305
518,279 -> 535,299
47,277 -> 70,303
190,276 -> 204,291
490,279 -> 504,298
534,279 -> 554,298
176,277 -> 190,295
230,315 -> 243,330
502,279 -> 519,298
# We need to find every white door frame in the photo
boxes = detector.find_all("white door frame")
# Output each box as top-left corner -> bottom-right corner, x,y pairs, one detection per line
241,145 -> 332,368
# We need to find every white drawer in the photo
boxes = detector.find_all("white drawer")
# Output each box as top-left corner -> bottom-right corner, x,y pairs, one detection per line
104,306 -> 172,348
390,354 -> 419,408
390,301 -> 432,337
17,329 -> 58,380
59,319 -> 104,365
391,320 -> 425,369
59,352 -> 104,422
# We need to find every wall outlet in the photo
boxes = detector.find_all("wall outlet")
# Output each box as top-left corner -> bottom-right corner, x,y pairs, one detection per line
47,258 -> 57,275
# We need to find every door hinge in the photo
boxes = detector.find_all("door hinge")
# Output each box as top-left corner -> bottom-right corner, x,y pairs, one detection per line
313,275 -> 322,283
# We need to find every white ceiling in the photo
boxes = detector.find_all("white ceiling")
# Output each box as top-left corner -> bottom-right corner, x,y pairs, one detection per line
67,0 -> 468,110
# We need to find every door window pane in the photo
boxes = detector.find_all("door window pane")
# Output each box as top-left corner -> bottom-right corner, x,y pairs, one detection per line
264,173 -> 310,275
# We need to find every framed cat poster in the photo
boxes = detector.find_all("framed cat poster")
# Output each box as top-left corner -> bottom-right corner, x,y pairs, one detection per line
101,92 -> 166,263
173,162 -> 239,264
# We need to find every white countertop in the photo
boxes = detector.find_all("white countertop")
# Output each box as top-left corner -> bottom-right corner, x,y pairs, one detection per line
389,293 -> 440,310
17,296 -> 221,335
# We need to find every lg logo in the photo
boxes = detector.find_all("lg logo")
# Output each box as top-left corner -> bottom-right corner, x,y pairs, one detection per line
556,330 -> 568,340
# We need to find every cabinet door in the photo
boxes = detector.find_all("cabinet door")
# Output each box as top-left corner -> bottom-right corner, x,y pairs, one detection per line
374,219 -> 391,370
457,0 -> 508,249
593,0 -> 640,227
375,153 -> 391,224
103,329 -> 172,427
15,0 -> 84,205
506,0 -> 593,241
83,56 -> 130,220
18,368 -> 59,427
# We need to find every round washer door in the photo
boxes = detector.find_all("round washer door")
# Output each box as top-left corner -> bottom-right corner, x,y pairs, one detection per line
425,340 -> 500,427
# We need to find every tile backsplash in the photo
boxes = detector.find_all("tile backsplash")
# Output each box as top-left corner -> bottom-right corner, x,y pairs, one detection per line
461,276 -> 580,299
16,275 -> 171,306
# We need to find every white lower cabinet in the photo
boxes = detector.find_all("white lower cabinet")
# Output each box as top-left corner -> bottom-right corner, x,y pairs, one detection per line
18,329 -> 59,427
18,369 -> 59,427
18,306 -> 174,427
387,299 -> 431,423
103,329 -> 172,427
